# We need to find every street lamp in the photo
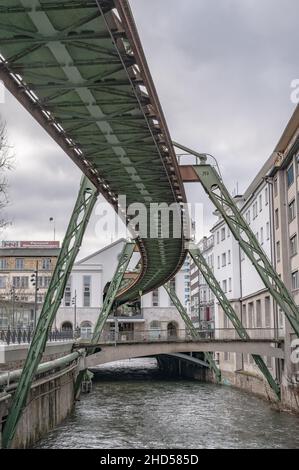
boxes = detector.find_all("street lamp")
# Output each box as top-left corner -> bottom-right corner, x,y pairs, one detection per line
71,290 -> 77,336
10,286 -> 18,329
49,217 -> 56,241
30,261 -> 39,329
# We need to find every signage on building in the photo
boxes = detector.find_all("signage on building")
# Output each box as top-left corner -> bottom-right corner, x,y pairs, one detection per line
1,241 -> 60,249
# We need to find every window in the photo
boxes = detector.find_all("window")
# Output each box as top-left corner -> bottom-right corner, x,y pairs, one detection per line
42,258 -> 51,270
274,178 -> 278,197
0,276 -> 6,289
221,227 -> 226,241
15,258 -> 24,270
242,304 -> 247,327
260,227 -> 264,245
290,234 -> 297,257
256,232 -> 259,242
292,271 -> 299,290
256,300 -> 262,327
217,231 -> 220,244
0,259 -> 7,270
228,250 -> 231,264
259,194 -> 262,212
64,277 -> 71,307
83,276 -> 91,307
248,303 -> 254,329
253,202 -> 258,219
276,241 -> 280,262
288,200 -> 296,222
152,289 -> 159,307
287,163 -> 294,188
227,230 -> 230,238
246,210 -> 251,224
12,276 -> 29,289
222,280 -> 227,293
217,256 -> 220,269
266,356 -> 272,368
228,278 -> 232,292
266,222 -> 270,240
240,249 -> 245,261
221,253 -> 226,267
275,209 -> 279,229
265,297 -> 271,327
38,276 -> 52,289
224,352 -> 230,361
265,187 -> 269,205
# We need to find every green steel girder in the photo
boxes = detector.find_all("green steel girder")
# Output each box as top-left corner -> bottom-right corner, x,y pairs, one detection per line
0,0 -> 187,305
188,245 -> 281,399
1,176 -> 98,449
164,282 -> 222,384
91,242 -> 136,347
192,164 -> 299,339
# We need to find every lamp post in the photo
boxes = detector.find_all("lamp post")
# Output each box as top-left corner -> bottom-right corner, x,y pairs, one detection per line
71,290 -> 77,335
49,217 -> 56,241
10,286 -> 16,329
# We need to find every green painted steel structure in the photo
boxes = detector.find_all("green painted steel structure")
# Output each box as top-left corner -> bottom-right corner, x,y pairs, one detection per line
0,0 -> 295,450
0,0 -> 187,303
192,164 -> 299,339
164,282 -> 222,383
188,245 -> 281,399
1,176 -> 98,449
91,241 -> 135,345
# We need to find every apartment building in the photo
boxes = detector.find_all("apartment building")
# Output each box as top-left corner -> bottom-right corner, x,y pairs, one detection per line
0,241 -> 60,328
194,105 -> 299,391
190,235 -> 215,329
268,105 -> 299,390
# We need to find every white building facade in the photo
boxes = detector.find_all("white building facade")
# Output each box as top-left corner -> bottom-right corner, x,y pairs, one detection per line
55,239 -> 187,340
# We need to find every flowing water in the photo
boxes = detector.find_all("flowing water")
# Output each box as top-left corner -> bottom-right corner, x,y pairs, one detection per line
35,359 -> 299,449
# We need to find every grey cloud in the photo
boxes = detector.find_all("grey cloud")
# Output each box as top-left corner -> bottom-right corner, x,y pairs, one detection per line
1,0 -> 298,252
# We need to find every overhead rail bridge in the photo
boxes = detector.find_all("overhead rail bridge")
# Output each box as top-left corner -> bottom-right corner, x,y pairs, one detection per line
0,0 -> 298,448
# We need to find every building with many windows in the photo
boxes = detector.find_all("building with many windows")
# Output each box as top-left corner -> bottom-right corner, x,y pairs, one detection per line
191,105 -> 299,407
56,238 -> 187,339
0,241 -> 60,328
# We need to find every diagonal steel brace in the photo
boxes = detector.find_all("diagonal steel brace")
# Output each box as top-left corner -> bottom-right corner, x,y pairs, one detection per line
2,176 -> 98,449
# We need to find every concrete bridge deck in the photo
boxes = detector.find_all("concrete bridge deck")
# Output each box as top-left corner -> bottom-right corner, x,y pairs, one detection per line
83,338 -> 284,369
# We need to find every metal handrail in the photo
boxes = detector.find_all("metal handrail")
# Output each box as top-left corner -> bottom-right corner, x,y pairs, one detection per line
0,328 -> 75,345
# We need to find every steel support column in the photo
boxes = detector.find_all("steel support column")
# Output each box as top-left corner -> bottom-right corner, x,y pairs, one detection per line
74,241 -> 135,395
191,163 -> 299,339
2,176 -> 98,449
164,282 -> 221,383
188,245 -> 280,399
91,241 -> 135,346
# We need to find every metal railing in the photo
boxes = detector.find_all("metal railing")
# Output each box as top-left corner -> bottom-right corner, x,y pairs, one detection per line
94,327 -> 282,344
0,327 -> 284,346
0,328 -> 75,345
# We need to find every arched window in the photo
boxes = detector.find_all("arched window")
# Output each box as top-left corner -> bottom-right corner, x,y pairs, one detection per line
61,321 -> 73,331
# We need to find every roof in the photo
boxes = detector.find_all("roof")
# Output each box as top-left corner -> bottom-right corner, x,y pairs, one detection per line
76,238 -> 126,265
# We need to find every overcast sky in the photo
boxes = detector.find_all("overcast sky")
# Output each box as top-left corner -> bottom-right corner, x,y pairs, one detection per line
0,0 -> 298,258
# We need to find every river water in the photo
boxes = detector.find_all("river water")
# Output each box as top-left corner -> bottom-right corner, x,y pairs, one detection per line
35,359 -> 299,449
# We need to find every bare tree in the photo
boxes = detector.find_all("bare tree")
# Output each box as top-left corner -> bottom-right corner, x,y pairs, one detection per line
0,118 -> 14,230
